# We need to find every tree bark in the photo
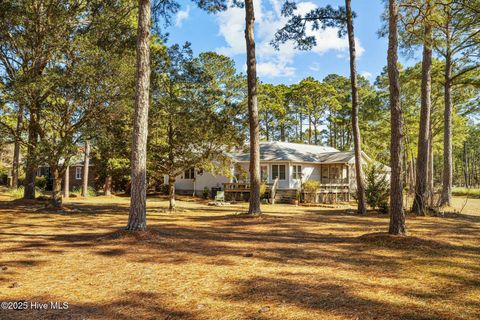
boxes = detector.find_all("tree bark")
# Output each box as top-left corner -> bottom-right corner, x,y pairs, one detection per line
23,112 -> 37,199
440,51 -> 453,206
81,140 -> 90,197
168,175 -> 176,211
127,0 -> 151,230
244,0 -> 261,215
51,166 -> 63,208
412,11 -> 432,215
427,122 -> 434,203
104,175 -> 112,196
345,0 -> 367,215
63,165 -> 69,198
463,141 -> 469,187
12,104 -> 23,188
387,0 -> 406,235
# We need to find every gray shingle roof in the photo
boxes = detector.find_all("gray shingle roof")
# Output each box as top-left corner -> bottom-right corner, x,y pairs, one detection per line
230,142 -> 357,163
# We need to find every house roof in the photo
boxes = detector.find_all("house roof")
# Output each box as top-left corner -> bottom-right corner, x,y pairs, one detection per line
230,141 -> 345,163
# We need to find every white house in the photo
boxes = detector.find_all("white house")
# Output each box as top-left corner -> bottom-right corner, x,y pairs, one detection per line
165,141 -> 385,202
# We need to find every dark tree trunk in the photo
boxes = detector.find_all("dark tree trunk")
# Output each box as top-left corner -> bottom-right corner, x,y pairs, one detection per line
127,0 -> 151,230
168,175 -> 176,211
24,112 -> 37,199
51,166 -> 63,208
12,104 -> 23,188
440,51 -> 453,206
63,165 -> 69,198
244,0 -> 261,215
387,0 -> 406,235
345,0 -> 366,215
412,14 -> 432,215
81,140 -> 90,197
104,175 -> 112,196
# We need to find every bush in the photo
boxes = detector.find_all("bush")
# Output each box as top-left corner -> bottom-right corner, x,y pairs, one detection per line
364,163 -> 389,213
303,180 -> 320,192
35,176 -> 47,191
260,183 -> 267,197
71,186 -> 96,197
7,186 -> 25,199
203,187 -> 210,199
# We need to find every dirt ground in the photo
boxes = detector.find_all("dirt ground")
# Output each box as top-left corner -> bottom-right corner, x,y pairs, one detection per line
0,191 -> 479,320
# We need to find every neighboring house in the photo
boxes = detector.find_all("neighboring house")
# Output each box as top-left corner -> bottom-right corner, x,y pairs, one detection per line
37,162 -> 96,191
166,141 -> 389,202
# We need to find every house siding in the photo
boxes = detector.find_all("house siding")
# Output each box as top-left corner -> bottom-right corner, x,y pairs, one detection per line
166,170 -> 231,196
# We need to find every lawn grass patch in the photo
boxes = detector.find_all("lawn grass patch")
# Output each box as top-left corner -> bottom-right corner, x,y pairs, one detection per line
0,194 -> 479,320
452,187 -> 480,198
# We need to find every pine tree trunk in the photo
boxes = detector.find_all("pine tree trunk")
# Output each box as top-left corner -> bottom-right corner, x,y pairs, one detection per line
346,0 -> 366,215
104,175 -> 112,196
387,0 -> 406,235
463,142 -> 469,187
244,0 -> 261,215
12,104 -> 23,188
51,166 -> 63,208
440,51 -> 453,206
427,127 -> 434,206
299,111 -> 303,142
127,0 -> 151,230
63,166 -> 69,198
308,116 -> 312,144
412,13 -> 432,215
81,140 -> 90,197
168,175 -> 176,211
24,112 -> 37,199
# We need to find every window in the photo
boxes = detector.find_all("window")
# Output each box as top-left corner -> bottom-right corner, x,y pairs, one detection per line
271,165 -> 286,180
184,168 -> 195,179
75,167 -> 82,180
292,165 -> 302,179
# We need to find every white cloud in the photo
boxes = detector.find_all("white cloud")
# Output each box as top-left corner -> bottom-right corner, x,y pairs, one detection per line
361,71 -> 373,78
215,0 -> 365,78
175,6 -> 190,27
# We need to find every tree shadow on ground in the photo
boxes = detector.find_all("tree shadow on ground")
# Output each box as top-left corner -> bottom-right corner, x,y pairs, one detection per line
0,291 -> 193,320
1,199 -> 479,319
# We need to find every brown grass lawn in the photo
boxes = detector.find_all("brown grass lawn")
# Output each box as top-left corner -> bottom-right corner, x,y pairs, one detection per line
0,191 -> 479,320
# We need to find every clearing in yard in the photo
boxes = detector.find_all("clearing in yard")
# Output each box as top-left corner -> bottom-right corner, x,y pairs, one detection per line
0,192 -> 479,320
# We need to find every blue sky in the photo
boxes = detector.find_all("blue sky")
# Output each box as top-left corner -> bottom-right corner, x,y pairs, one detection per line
167,0 -> 414,85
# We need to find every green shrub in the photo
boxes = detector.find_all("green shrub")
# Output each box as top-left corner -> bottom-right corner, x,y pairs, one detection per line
35,176 -> 47,190
203,187 -> 210,199
260,183 -> 267,197
303,180 -> 320,192
7,186 -> 24,199
364,163 -> 389,213
71,186 -> 96,197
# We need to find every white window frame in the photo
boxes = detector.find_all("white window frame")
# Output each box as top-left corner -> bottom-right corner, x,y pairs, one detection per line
75,167 -> 82,180
271,164 -> 286,181
292,165 -> 302,179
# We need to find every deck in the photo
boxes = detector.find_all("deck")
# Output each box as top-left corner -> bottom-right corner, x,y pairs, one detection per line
223,182 -> 351,204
